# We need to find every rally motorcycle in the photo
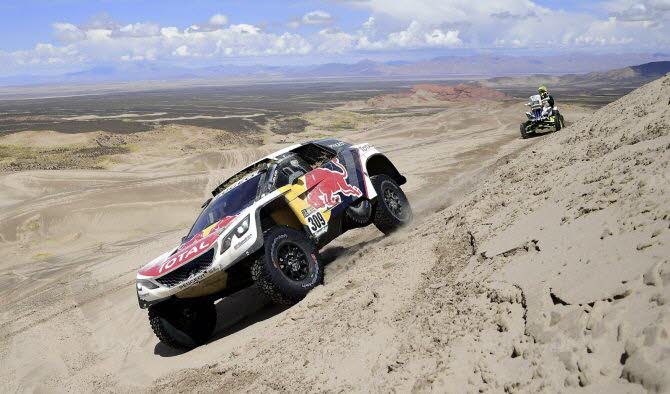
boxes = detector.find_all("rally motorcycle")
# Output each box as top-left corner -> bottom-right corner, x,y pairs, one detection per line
519,94 -> 565,139
135,138 -> 412,349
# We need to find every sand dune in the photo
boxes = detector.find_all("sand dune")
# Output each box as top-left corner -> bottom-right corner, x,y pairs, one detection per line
0,75 -> 667,392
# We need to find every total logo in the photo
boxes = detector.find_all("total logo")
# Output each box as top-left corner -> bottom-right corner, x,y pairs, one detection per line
137,232 -> 218,277
158,234 -> 217,274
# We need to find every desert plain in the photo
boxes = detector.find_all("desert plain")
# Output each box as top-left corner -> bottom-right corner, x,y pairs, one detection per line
0,74 -> 668,393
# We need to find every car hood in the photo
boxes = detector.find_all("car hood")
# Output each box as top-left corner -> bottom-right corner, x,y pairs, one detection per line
138,215 -> 237,278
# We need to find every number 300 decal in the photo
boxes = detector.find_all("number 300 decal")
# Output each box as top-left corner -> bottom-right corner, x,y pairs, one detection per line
307,211 -> 327,235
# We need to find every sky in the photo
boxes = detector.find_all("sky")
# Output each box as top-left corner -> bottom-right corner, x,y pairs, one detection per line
1,0 -> 669,76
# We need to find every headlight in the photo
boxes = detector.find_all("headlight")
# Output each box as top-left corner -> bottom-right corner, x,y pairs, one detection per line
235,215 -> 250,236
220,215 -> 250,255
136,279 -> 159,290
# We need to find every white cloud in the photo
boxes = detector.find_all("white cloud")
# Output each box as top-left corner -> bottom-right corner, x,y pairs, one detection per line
347,0 -> 670,51
173,45 -> 190,57
609,0 -> 670,23
316,28 -> 357,52
3,3 -> 669,74
53,23 -> 86,43
209,14 -> 228,26
115,22 -> 161,37
356,21 -> 461,50
13,13 -> 468,69
361,16 -> 376,33
229,24 -> 261,35
425,29 -> 462,47
302,10 -> 334,25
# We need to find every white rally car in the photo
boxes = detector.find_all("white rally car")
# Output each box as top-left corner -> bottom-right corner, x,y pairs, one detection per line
136,139 -> 412,349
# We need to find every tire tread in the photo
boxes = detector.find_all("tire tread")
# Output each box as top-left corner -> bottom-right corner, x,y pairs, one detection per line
371,175 -> 412,235
148,302 -> 216,350
251,227 -> 323,306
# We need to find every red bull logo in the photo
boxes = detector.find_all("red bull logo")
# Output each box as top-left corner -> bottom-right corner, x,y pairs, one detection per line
305,158 -> 362,210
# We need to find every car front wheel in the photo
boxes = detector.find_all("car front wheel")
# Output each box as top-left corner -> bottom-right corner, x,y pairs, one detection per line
251,226 -> 323,305
148,299 -> 216,350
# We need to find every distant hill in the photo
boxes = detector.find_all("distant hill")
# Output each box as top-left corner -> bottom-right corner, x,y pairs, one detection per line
631,61 -> 670,77
480,61 -> 670,90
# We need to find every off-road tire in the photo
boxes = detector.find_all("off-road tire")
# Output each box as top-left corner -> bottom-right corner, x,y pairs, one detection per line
345,199 -> 373,226
371,174 -> 412,235
555,111 -> 562,131
148,300 -> 216,350
251,227 -> 323,305
520,122 -> 530,139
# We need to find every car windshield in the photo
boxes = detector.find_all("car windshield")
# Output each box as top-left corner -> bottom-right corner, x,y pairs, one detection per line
186,173 -> 262,240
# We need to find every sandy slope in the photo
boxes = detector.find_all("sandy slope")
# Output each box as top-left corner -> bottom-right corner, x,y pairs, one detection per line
1,75 -> 666,393
146,77 -> 670,392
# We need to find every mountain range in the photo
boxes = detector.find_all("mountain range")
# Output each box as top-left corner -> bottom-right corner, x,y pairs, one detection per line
2,53 -> 670,87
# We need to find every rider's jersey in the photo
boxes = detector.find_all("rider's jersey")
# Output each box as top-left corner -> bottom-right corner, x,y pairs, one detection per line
541,93 -> 555,108
546,95 -> 555,108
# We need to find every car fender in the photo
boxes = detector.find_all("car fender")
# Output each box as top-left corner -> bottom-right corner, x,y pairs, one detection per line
213,189 -> 288,271
350,143 -> 379,200
351,144 -> 406,200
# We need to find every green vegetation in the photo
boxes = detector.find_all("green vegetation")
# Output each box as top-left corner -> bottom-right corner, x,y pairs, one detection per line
0,143 -> 131,171
303,110 -> 370,132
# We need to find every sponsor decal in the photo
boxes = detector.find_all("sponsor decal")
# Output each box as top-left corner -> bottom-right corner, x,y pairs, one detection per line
157,237 -> 216,275
306,211 -> 328,237
138,215 -> 236,277
233,233 -> 253,250
301,207 -> 315,218
304,158 -> 362,210
328,141 -> 347,148
176,264 -> 219,290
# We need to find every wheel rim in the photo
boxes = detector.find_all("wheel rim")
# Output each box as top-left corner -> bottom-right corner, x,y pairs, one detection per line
174,306 -> 199,330
277,243 -> 310,281
383,185 -> 406,220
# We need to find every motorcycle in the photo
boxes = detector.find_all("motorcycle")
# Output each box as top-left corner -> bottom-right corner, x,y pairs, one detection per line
519,94 -> 565,139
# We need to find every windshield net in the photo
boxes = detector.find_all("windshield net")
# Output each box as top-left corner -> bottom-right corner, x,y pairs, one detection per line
187,174 -> 262,240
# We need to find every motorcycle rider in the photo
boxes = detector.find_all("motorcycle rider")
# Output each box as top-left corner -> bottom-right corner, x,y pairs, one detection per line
538,86 -> 555,118
538,86 -> 554,108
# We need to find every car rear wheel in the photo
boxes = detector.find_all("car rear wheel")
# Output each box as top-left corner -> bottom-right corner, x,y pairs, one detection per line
371,174 -> 412,235
251,226 -> 323,305
345,199 -> 373,227
555,111 -> 562,131
148,299 -> 216,350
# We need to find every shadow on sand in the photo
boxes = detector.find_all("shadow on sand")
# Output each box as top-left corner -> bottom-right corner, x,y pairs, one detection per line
154,286 -> 287,357
154,234 -> 385,357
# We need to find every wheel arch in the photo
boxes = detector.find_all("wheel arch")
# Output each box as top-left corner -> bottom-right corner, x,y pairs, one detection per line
258,195 -> 304,233
221,195 -> 306,273
365,154 -> 406,186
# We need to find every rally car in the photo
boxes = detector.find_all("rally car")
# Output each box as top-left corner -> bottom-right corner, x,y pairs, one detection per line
136,138 -> 412,349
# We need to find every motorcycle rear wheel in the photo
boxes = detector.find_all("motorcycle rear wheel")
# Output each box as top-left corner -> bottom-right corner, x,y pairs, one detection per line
520,121 -> 531,139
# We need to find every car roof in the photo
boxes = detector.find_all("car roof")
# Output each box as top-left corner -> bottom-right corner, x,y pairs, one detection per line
211,138 -> 349,196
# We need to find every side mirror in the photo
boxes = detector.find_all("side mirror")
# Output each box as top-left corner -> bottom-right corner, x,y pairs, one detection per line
291,175 -> 305,186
